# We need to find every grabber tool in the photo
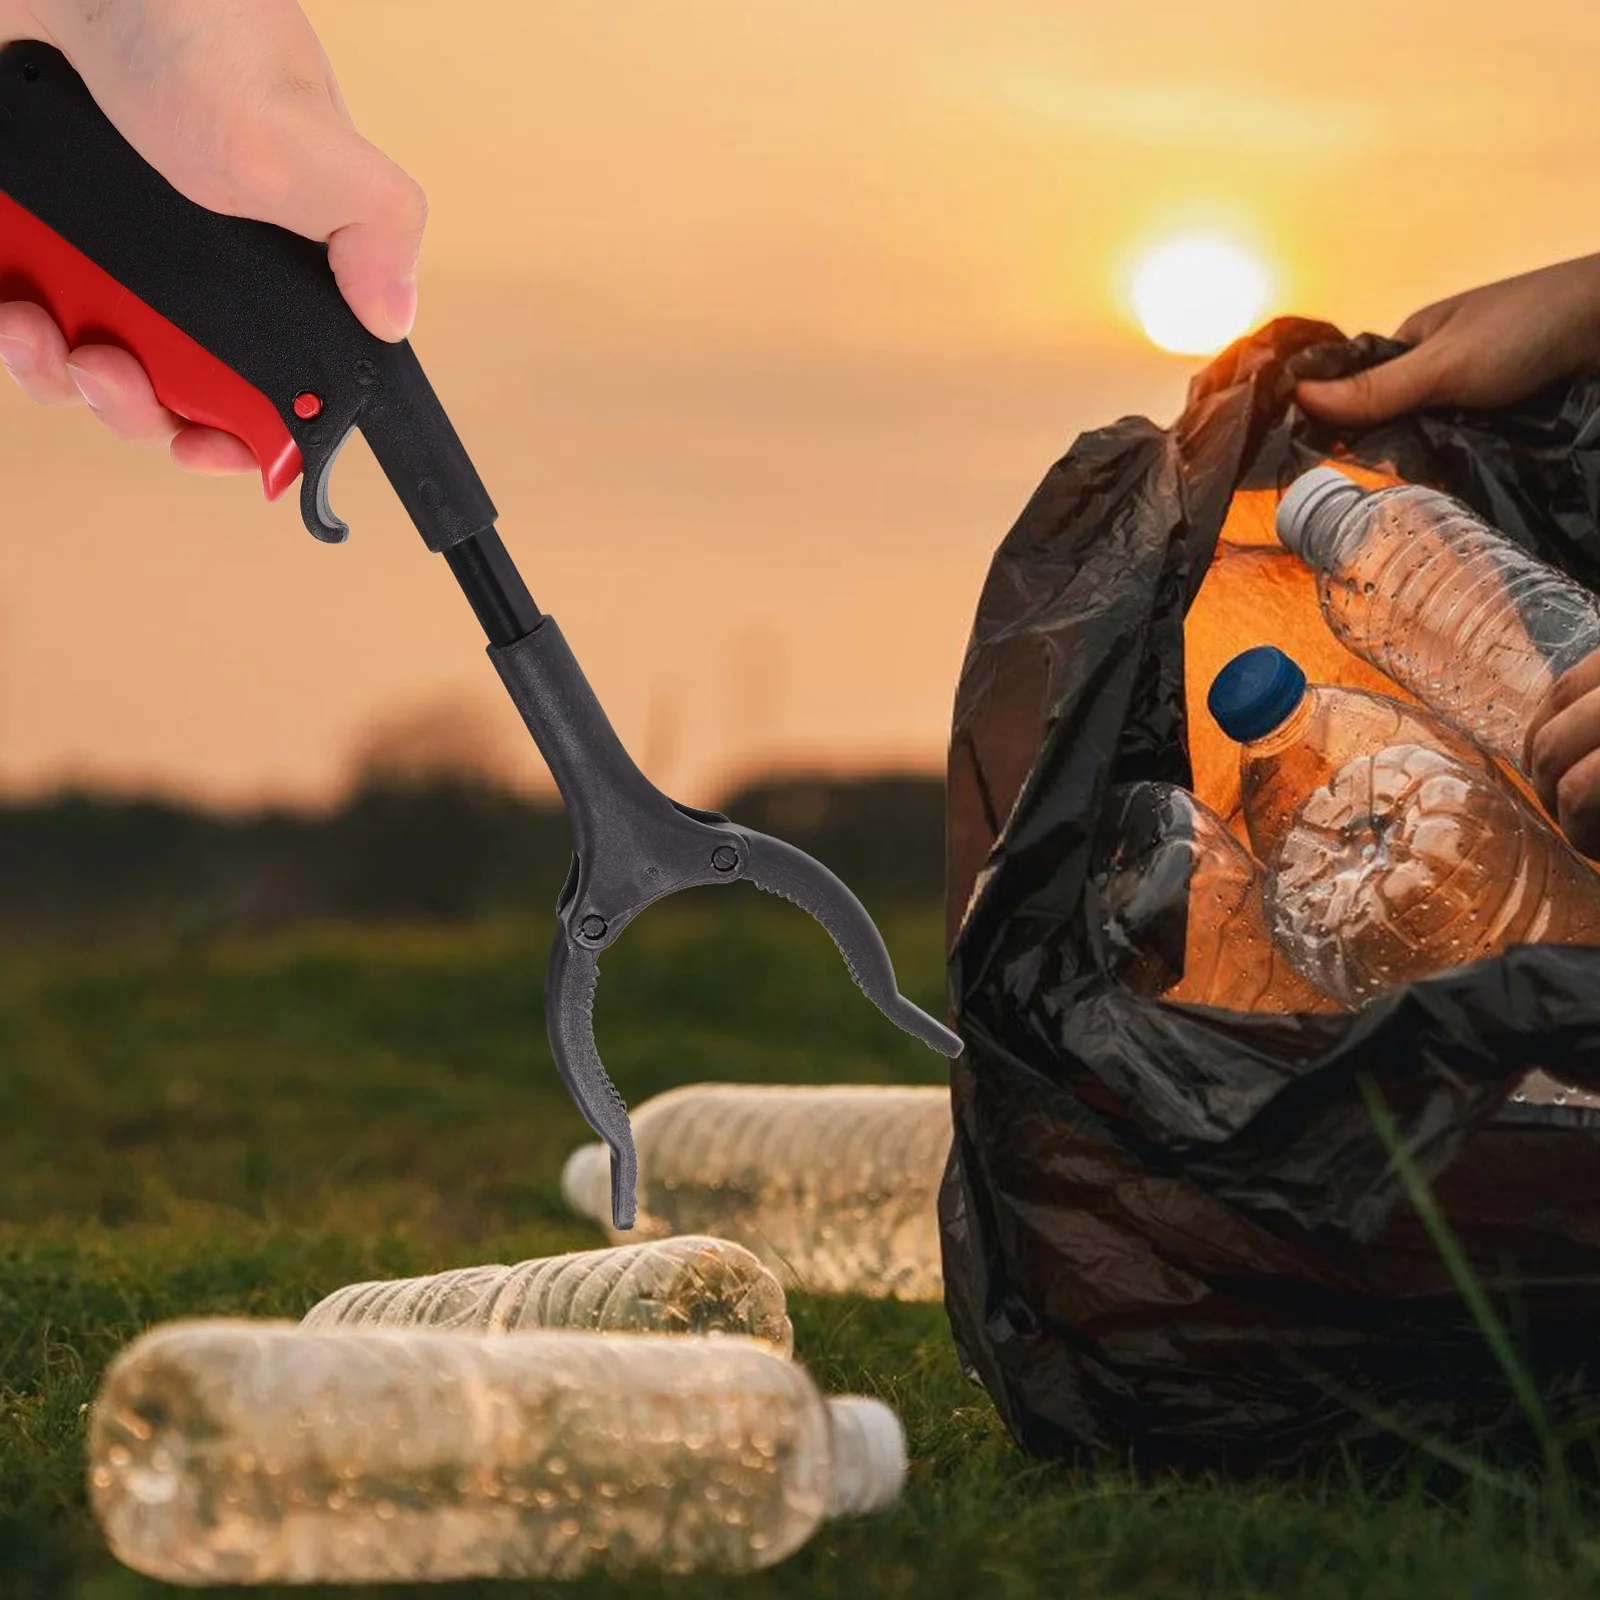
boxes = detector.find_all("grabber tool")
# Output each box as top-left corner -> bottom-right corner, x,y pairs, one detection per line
0,42 -> 964,1229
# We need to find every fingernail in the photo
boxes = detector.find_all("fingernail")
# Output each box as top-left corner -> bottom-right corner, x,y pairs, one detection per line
66,360 -> 112,410
0,334 -> 30,375
384,274 -> 418,339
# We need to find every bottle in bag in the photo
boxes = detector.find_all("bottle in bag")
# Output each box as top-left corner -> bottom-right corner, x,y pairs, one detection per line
1275,465 -> 1600,776
1208,646 -> 1600,1006
302,1236 -> 793,1355
561,1084 -> 948,1300
89,1320 -> 905,1585
1093,781 -> 1343,1012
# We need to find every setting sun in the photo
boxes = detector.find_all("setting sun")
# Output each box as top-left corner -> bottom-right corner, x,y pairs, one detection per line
1130,233 -> 1273,356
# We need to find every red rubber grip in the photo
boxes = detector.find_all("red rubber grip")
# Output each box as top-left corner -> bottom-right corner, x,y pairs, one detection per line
0,189 -> 302,498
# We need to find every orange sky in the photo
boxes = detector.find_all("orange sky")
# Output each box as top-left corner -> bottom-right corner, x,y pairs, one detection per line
3,0 -> 1599,807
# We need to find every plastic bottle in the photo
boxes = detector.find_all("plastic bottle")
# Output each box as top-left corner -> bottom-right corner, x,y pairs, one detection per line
1208,646 -> 1600,1005
301,1236 -> 793,1356
561,1084 -> 949,1300
89,1320 -> 905,1585
1275,466 -> 1600,774
1093,780 -> 1343,1013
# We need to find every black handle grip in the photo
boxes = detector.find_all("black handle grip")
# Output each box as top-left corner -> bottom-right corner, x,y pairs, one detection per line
0,40 -> 495,551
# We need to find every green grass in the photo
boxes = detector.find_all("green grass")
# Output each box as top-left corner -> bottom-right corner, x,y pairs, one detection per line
5,895 -> 1600,1597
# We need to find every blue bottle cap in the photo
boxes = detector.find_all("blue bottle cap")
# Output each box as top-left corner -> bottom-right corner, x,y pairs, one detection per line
1206,646 -> 1308,742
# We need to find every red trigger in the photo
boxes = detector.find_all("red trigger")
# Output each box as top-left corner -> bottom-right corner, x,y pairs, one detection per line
0,189 -> 303,500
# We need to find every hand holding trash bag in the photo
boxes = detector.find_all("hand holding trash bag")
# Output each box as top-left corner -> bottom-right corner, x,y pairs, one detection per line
1295,253 -> 1600,424
1297,254 -> 1600,857
0,0 -> 425,473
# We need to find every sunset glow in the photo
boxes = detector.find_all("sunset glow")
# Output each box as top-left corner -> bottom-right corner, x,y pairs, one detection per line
1130,233 -> 1273,356
2,0 -> 1595,807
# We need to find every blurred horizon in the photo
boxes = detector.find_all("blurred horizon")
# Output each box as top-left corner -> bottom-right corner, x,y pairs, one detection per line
0,769 -> 949,947
4,0 -> 1599,810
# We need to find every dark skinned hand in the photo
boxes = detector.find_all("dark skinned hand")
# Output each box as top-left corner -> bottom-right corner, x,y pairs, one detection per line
1297,255 -> 1600,860
1527,653 -> 1600,860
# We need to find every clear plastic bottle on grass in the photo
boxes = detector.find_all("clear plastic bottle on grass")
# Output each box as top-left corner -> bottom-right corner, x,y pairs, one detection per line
1208,646 -> 1600,1006
1093,780 -> 1343,1012
301,1236 -> 793,1355
89,1320 -> 905,1585
1276,466 -> 1600,775
562,1083 -> 949,1300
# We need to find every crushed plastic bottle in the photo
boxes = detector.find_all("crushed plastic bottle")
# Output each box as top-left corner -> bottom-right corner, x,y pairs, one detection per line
301,1236 -> 793,1356
1267,741 -> 1600,1005
562,1084 -> 949,1300
1209,644 -> 1499,865
1276,465 -> 1600,775
1208,646 -> 1600,1006
89,1320 -> 905,1585
1093,780 -> 1344,1013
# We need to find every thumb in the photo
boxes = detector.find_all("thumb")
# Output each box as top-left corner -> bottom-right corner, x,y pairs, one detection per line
24,1 -> 430,343
1294,343 -> 1447,427
257,131 -> 429,343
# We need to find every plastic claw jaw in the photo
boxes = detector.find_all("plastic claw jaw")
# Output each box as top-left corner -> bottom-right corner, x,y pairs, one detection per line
539,827 -> 961,1233
544,934 -> 639,1230
489,618 -> 960,1231
555,806 -> 751,958
738,828 -> 965,1059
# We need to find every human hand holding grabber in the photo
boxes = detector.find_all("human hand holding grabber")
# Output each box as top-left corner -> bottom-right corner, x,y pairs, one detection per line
0,40 -> 963,1230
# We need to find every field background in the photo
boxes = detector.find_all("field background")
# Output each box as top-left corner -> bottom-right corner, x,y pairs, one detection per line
4,781 -> 1600,1598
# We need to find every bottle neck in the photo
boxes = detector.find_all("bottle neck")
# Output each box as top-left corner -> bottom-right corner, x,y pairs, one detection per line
559,1143 -> 608,1223
1295,481 -> 1366,571
1242,689 -> 1316,758
825,1397 -> 906,1518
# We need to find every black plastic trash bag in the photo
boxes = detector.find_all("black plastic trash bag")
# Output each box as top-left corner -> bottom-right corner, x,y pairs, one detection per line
940,316 -> 1600,1475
